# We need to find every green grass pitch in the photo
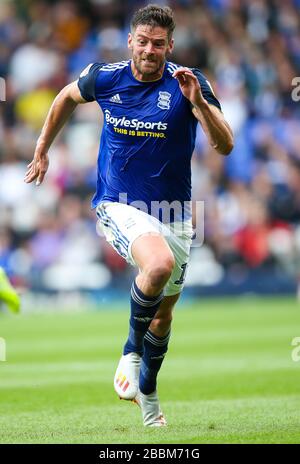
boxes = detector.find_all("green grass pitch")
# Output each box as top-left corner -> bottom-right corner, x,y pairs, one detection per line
1,297 -> 300,444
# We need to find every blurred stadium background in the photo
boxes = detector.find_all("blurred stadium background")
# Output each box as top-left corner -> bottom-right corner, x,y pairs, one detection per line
2,0 -> 300,445
1,0 -> 300,306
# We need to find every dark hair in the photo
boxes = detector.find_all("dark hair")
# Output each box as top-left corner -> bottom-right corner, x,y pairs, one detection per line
131,4 -> 175,40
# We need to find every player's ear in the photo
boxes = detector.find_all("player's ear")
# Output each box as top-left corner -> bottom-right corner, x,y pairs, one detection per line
167,38 -> 174,55
128,32 -> 133,50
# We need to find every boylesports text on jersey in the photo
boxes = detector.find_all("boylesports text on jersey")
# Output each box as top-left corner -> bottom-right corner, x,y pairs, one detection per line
104,109 -> 168,131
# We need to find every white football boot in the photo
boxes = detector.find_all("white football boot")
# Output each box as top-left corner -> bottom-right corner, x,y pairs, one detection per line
114,352 -> 141,400
134,389 -> 167,427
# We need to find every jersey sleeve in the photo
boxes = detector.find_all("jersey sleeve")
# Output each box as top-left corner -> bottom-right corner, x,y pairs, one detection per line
77,62 -> 106,102
192,68 -> 222,111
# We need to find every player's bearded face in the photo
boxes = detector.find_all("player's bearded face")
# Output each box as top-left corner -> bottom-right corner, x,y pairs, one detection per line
129,25 -> 173,80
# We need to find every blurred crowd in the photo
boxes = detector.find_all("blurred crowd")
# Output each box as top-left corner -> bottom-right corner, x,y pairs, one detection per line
1,0 -> 300,293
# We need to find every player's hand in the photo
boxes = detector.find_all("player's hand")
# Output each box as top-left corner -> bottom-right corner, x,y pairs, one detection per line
24,148 -> 49,186
173,68 -> 206,108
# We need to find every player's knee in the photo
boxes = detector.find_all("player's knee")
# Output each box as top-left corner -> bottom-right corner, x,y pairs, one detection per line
145,255 -> 175,289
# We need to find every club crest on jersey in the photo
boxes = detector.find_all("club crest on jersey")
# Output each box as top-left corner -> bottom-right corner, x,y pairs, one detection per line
157,91 -> 171,110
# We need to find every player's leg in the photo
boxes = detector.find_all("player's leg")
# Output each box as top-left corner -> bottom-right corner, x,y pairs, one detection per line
123,232 -> 175,356
139,293 -> 179,394
149,293 -> 179,336
132,233 -> 175,296
135,223 -> 192,425
96,202 -> 176,400
135,293 -> 179,426
0,267 -> 20,314
115,232 -> 175,399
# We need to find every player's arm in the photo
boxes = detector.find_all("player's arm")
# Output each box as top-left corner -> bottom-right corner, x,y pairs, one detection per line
173,67 -> 234,156
24,81 -> 87,185
191,103 -> 233,156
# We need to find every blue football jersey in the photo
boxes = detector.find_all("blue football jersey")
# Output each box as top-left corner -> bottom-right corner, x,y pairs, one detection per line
77,60 -> 221,220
